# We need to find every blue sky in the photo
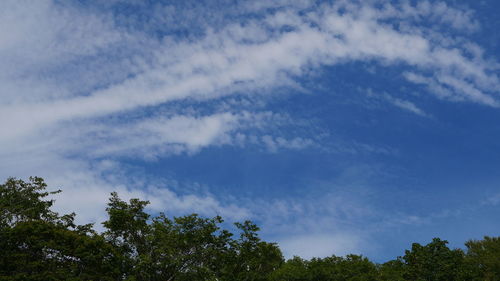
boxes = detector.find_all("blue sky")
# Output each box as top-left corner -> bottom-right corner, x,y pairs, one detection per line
1,0 -> 500,262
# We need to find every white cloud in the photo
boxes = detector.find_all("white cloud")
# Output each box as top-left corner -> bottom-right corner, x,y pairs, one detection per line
374,1 -> 480,32
261,135 -> 314,152
389,98 -> 428,117
381,92 -> 429,117
365,89 -> 429,117
2,1 -> 498,144
82,113 -> 241,158
279,233 -> 363,259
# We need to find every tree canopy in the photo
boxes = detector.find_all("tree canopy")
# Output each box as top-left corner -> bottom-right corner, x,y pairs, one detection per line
1,177 -> 499,280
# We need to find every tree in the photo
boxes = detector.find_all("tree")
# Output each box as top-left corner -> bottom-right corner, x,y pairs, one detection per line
271,254 -> 378,281
144,213 -> 232,281
102,192 -> 151,279
222,221 -> 283,281
101,191 -> 283,281
270,256 -> 310,281
402,238 -> 464,281
0,177 -> 60,227
0,177 -> 121,280
463,236 -> 500,281
377,259 -> 405,281
3,177 -> 499,281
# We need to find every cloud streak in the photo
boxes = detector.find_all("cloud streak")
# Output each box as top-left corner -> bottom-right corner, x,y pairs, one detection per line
2,1 -> 499,139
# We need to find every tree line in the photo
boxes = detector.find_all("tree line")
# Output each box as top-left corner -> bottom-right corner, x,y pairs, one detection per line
1,177 -> 499,280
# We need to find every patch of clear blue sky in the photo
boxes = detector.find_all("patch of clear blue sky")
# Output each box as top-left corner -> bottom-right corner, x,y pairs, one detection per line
72,0 -> 500,262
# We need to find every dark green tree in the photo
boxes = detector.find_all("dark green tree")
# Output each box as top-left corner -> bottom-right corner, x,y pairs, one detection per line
402,238 -> 464,281
144,213 -> 232,281
0,177 -> 60,227
102,192 -> 151,279
101,191 -> 283,281
270,256 -> 310,281
0,177 -> 121,281
222,221 -> 283,281
271,254 -> 378,281
377,259 -> 405,281
3,177 -> 499,281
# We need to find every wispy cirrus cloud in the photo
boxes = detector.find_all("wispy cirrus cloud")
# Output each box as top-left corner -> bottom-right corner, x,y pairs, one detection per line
2,0 -> 499,140
366,89 -> 430,117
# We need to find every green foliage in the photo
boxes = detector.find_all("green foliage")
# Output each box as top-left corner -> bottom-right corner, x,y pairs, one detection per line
272,254 -> 378,281
138,213 -> 231,281
377,259 -> 405,281
463,236 -> 500,281
1,177 -> 499,280
222,221 -> 283,281
271,256 -> 310,281
0,177 -> 60,227
100,193 -> 283,281
102,192 -> 151,279
0,177 -> 121,281
402,238 -> 465,281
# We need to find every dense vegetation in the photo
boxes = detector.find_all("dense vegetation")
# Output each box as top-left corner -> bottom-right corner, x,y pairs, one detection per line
1,177 -> 499,280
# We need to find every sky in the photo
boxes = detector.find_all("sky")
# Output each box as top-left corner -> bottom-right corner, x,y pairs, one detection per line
1,0 -> 500,262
